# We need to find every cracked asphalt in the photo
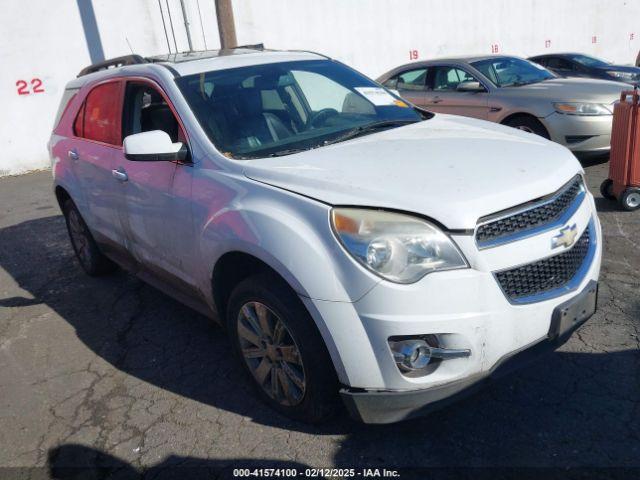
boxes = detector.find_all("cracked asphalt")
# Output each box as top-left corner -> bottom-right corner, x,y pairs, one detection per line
0,160 -> 638,479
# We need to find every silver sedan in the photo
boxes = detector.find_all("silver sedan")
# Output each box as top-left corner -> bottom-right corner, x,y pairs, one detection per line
377,55 -> 627,155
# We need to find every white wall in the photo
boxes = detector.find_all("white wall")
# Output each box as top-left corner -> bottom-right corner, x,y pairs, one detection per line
234,0 -> 640,78
1,0 -> 639,176
0,0 -> 219,176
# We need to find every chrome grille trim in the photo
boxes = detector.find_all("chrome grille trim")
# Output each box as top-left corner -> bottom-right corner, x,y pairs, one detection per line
475,175 -> 586,249
493,218 -> 597,305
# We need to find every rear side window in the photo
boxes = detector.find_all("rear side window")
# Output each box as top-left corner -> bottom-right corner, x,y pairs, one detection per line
74,81 -> 123,145
397,68 -> 428,91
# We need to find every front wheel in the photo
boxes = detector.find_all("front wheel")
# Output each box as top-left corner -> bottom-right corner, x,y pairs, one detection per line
226,272 -> 339,423
503,115 -> 550,139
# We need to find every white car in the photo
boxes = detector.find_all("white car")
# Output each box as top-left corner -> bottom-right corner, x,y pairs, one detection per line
49,47 -> 601,424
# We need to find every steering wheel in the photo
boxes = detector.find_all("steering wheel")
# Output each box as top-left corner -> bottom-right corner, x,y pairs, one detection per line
307,108 -> 339,129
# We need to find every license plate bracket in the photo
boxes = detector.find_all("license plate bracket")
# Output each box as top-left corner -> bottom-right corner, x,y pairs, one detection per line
548,281 -> 598,339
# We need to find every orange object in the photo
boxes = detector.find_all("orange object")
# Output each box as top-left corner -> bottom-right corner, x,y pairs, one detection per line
601,89 -> 640,211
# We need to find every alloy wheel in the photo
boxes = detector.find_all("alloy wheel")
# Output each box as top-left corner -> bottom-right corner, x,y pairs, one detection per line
237,301 -> 306,406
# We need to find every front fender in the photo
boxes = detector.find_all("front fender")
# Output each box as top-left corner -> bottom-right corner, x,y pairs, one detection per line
197,178 -> 380,304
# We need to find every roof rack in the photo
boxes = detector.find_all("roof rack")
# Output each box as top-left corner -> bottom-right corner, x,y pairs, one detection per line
77,54 -> 148,77
233,43 -> 265,50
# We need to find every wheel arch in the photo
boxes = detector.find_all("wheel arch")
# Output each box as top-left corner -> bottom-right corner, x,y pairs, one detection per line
210,249 -> 352,385
211,250 -> 301,324
499,112 -> 551,138
499,111 -> 541,125
54,185 -> 71,210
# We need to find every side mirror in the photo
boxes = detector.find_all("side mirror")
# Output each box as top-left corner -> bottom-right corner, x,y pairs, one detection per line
457,81 -> 486,92
123,130 -> 187,162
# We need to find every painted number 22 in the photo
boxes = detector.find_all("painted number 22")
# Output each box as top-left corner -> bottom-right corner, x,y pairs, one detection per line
16,78 -> 45,95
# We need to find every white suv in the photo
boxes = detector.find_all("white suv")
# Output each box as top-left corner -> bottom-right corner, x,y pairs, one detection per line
49,47 -> 601,424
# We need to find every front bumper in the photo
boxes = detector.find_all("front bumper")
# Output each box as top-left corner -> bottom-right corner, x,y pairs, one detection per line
300,193 -> 602,423
541,112 -> 612,154
341,281 -> 597,424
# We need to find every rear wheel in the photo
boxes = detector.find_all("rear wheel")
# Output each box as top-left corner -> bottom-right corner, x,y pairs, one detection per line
619,187 -> 640,211
600,179 -> 615,200
503,115 -> 550,139
226,272 -> 339,423
63,199 -> 117,276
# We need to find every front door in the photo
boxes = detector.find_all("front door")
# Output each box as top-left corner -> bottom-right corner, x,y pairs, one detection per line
425,66 -> 490,119
114,80 -> 196,290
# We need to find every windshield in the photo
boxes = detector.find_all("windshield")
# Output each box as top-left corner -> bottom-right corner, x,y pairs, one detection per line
471,57 -> 555,87
569,54 -> 610,68
176,60 -> 422,159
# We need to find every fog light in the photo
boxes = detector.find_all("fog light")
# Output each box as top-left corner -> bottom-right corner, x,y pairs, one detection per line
391,340 -> 433,371
389,337 -> 471,374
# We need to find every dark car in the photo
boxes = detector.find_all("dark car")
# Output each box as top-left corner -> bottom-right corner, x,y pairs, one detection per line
529,53 -> 639,86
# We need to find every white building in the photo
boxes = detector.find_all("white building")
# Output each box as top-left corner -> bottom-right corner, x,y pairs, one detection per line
1,0 -> 638,176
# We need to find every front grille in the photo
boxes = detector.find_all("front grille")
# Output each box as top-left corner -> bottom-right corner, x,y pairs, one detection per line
476,176 -> 584,248
495,225 -> 591,302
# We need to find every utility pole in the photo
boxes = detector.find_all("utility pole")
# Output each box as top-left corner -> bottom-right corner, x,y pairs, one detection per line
215,0 -> 237,49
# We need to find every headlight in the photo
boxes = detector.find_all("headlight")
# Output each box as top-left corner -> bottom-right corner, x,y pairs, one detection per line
606,70 -> 636,81
330,208 -> 468,283
553,103 -> 612,116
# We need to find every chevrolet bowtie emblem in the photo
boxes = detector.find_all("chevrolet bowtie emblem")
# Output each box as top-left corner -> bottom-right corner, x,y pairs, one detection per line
552,224 -> 578,249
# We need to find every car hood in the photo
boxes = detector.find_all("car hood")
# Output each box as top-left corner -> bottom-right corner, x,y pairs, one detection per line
500,77 -> 626,103
242,115 -> 582,230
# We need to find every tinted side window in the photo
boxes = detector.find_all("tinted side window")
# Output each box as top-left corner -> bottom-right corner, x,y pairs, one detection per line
73,103 -> 85,137
122,82 -> 185,143
76,82 -> 123,145
433,67 -> 479,91
397,68 -> 427,91
547,58 -> 574,70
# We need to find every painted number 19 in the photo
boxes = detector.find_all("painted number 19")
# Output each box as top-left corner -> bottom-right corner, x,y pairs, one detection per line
409,49 -> 419,60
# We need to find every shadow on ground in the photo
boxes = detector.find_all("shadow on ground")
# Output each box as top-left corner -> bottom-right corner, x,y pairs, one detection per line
0,214 -> 638,472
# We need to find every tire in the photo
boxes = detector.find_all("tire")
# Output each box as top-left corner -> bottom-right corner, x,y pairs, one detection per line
600,179 -> 615,200
503,115 -> 550,139
62,199 -> 117,276
226,272 -> 339,423
619,187 -> 640,211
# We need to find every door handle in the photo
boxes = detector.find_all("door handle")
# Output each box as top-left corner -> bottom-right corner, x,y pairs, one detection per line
68,149 -> 79,161
432,96 -> 443,104
112,168 -> 128,182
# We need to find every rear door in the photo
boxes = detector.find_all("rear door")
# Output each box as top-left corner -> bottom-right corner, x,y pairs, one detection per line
70,80 -> 127,247
114,79 -> 196,291
424,65 -> 490,119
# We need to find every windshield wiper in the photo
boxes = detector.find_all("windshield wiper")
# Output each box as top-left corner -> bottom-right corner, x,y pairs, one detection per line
267,148 -> 309,157
323,119 -> 419,146
255,120 -> 419,158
